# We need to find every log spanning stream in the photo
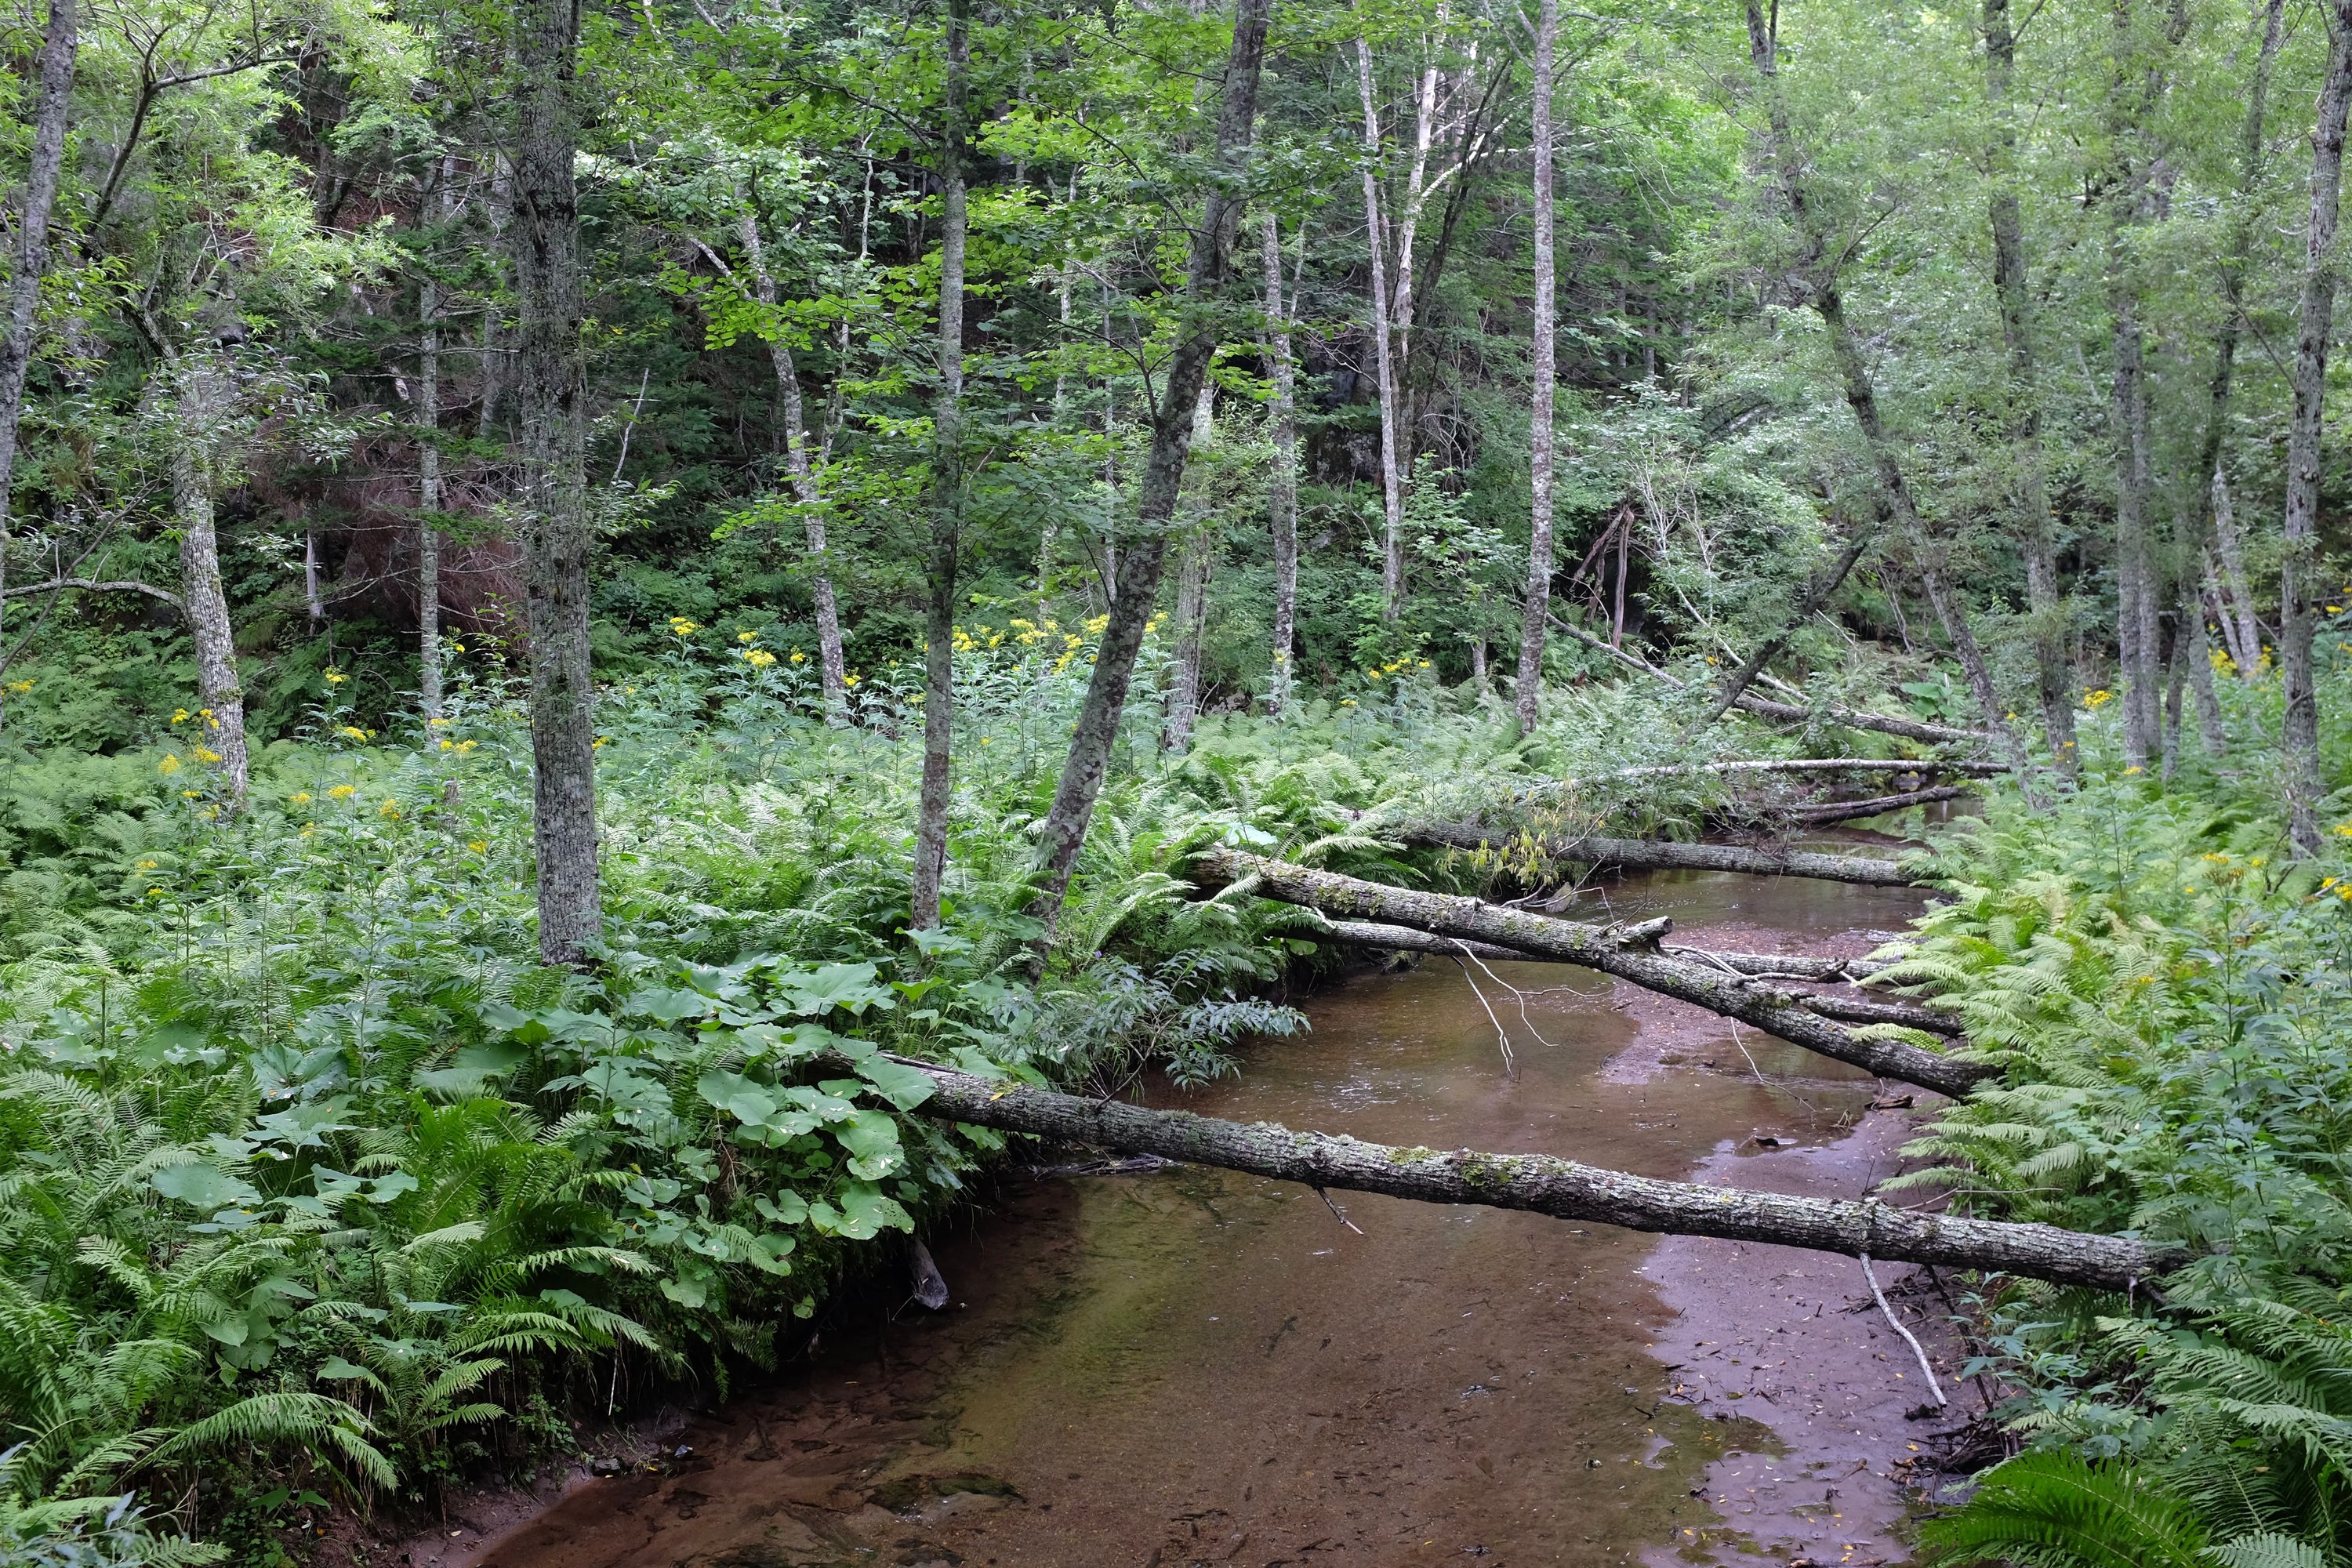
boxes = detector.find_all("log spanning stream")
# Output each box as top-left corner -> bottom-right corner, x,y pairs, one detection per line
466,865 -> 1959,1568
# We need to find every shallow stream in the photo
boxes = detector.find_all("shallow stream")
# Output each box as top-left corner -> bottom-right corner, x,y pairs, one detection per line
469,868 -> 1932,1568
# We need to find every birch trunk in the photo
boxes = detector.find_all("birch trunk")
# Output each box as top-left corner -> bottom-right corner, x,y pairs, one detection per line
2211,475 -> 2262,677
2280,0 -> 2352,855
1355,38 -> 1406,621
1260,214 -> 1299,716
896,1058 -> 2162,1290
1980,0 -> 2075,767
168,354 -> 249,804
510,0 -> 601,966
2111,278 -> 2161,768
1514,0 -> 1558,735
909,0 -> 969,933
1029,0 -> 1269,942
739,210 -> 847,719
1163,386 -> 1217,753
0,0 -> 77,731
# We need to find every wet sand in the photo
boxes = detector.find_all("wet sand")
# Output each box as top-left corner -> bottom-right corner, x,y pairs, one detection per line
426,868 -> 1966,1568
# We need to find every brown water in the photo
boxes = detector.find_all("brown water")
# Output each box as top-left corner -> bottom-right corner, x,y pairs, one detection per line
467,869 -> 1929,1568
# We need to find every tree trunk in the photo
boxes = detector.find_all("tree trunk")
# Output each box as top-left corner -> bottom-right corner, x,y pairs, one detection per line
1745,0 -> 2035,790
167,354 -> 250,804
909,0 -> 970,933
2185,588 -> 2228,757
1355,38 -> 1406,622
1980,0 -> 2076,768
2211,474 -> 2261,677
1027,0 -> 1269,942
1784,785 -> 1974,826
2111,277 -> 2161,768
1261,213 -> 1299,717
481,153 -> 511,441
2279,0 -> 2352,855
1698,527 -> 1871,728
1915,556 -> 2031,789
895,1058 -> 2158,1288
417,169 -> 449,721
1164,385 -> 1217,753
739,209 -> 848,720
1322,917 -> 1895,981
510,0 -> 601,967
1514,0 -> 1559,735
1196,849 -> 1986,1096
0,0 -> 77,731
1317,918 -> 1952,1031
1399,819 -> 1915,887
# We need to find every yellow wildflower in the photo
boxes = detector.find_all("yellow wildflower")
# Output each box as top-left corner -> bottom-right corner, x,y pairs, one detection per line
180,789 -> 199,799
192,747 -> 222,764
593,736 -> 611,750
789,650 -> 806,664
455,739 -> 477,754
2084,689 -> 2115,709
3,678 -> 31,695
337,725 -> 371,742
467,840 -> 488,854
378,800 -> 401,819
1085,615 -> 1110,637
428,717 -> 450,727
328,784 -> 357,800
844,673 -> 860,688
158,753 -> 181,775
668,616 -> 699,637
739,630 -> 759,644
172,709 -> 189,724
289,792 -> 311,805
324,670 -> 348,685
742,648 -> 778,669
447,641 -> 465,655
440,739 -> 454,751
136,859 -> 158,870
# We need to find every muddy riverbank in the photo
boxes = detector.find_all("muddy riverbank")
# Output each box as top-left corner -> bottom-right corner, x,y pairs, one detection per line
405,866 -> 1977,1568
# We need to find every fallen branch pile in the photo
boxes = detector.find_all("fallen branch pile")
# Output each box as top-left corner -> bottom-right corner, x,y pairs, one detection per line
1314,919 -> 1958,1036
1196,850 -> 1991,1097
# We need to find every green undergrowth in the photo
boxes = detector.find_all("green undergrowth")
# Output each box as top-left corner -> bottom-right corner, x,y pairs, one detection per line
0,625 -> 1936,1563
1871,665 -> 2352,1564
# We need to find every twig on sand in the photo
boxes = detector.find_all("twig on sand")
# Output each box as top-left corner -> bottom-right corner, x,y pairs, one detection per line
1862,1252 -> 1947,1406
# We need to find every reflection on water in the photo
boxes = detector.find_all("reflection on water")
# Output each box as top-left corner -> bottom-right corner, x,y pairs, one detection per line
481,869 -> 1922,1568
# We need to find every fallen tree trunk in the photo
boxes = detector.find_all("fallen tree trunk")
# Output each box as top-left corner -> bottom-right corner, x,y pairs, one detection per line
1199,851 -> 1991,1097
1782,785 -> 1975,826
1316,919 -> 1959,1036
1546,612 -> 1986,746
898,1057 -> 2167,1290
1593,757 -> 2008,783
1402,820 -> 1918,887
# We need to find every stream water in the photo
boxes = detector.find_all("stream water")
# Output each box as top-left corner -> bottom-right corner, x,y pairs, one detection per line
467,868 -> 1931,1568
